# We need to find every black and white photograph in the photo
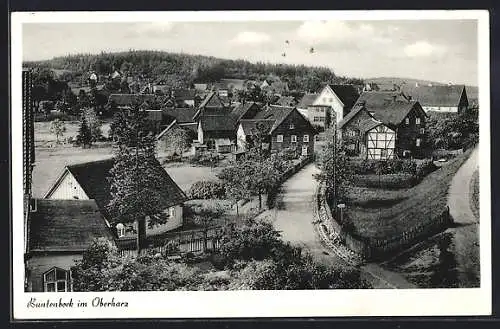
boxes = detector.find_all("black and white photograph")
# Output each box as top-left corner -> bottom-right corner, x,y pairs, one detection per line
11,10 -> 491,318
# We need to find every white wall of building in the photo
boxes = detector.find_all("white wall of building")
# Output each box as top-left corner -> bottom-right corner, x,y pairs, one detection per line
313,86 -> 344,124
45,172 -> 89,200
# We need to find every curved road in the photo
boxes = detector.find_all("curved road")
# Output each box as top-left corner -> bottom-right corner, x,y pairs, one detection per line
447,147 -> 479,224
264,163 -> 412,288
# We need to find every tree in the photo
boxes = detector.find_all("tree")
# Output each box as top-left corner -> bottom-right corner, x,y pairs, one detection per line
161,126 -> 192,159
82,108 -> 102,142
314,126 -> 353,206
49,118 -> 66,144
76,116 -> 92,148
107,103 -> 168,254
190,202 -> 225,252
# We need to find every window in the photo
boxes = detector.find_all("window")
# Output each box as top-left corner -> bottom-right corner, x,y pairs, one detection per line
303,135 -> 309,142
416,117 -> 421,125
289,123 -> 295,130
320,108 -> 325,112
405,117 -> 410,125
276,135 -> 283,142
169,207 -> 176,218
116,223 -> 125,237
349,130 -> 356,137
291,135 -> 297,143
43,268 -> 69,292
313,117 -> 320,122
416,138 -> 421,147
380,149 -> 388,158
420,128 -> 425,134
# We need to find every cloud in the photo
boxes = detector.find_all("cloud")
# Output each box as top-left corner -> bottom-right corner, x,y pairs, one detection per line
296,21 -> 378,44
231,31 -> 271,45
403,41 -> 447,57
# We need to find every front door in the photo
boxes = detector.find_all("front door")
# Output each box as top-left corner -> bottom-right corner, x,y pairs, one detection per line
301,145 -> 308,156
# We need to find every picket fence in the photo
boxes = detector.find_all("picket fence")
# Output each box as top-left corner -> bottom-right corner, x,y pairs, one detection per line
116,226 -> 223,257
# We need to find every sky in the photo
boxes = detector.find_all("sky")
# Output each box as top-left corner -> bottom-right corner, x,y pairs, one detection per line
22,20 -> 478,86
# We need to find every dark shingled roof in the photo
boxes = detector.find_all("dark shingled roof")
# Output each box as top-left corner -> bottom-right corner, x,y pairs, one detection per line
239,119 -> 275,135
253,105 -> 295,133
108,94 -> 156,107
162,107 -> 198,124
200,115 -> 237,132
231,102 -> 259,122
400,85 -> 466,107
358,118 -> 383,135
328,84 -> 360,109
28,199 -> 113,252
297,93 -> 319,108
61,158 -> 187,221
173,89 -> 196,101
345,92 -> 424,128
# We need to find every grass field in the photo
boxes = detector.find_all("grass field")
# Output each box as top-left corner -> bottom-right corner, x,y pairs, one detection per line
34,121 -> 112,146
344,150 -> 472,239
470,169 -> 480,221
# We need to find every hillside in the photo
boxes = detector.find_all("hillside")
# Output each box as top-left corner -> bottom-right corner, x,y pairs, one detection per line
366,77 -> 478,103
23,50 -> 363,92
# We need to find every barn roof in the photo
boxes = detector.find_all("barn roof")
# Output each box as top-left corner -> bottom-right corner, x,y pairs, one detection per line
239,119 -> 275,135
46,158 -> 187,222
162,107 -> 198,124
253,105 -> 295,133
230,102 -> 260,121
297,93 -> 319,109
28,199 -> 113,252
200,115 -> 237,132
328,84 -> 360,109
400,85 -> 466,107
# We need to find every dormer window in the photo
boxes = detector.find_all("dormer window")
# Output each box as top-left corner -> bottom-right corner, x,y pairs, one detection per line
405,118 -> 410,125
116,223 -> 125,237
289,123 -> 295,130
43,267 -> 69,292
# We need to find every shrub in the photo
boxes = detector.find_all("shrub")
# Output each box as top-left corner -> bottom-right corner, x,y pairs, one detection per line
352,173 -> 415,189
188,180 -> 226,199
415,160 -> 438,180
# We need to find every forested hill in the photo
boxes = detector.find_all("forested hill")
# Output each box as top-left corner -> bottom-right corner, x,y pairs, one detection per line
23,50 -> 363,91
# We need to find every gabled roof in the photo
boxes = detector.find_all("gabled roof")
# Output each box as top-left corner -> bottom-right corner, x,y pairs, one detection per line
200,115 -> 237,132
253,105 -> 295,133
230,102 -> 260,122
46,158 -> 187,221
347,91 -> 425,128
297,93 -> 319,108
239,119 -> 275,135
28,199 -> 113,252
327,84 -> 360,109
162,107 -> 198,124
108,94 -> 156,107
358,118 -> 384,135
198,91 -> 224,109
400,85 -> 466,107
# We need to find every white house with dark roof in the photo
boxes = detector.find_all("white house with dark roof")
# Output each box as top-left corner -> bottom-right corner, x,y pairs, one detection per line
313,84 -> 360,124
400,84 -> 469,114
44,158 -> 188,240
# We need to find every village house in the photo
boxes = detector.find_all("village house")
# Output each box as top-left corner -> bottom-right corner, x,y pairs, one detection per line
24,199 -> 115,292
161,89 -> 197,108
297,93 -> 319,115
43,158 -> 188,240
237,105 -> 317,158
107,93 -> 156,110
339,91 -> 428,159
313,84 -> 360,125
400,84 -> 469,114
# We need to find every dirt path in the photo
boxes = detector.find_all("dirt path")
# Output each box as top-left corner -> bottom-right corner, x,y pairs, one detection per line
447,147 -> 479,224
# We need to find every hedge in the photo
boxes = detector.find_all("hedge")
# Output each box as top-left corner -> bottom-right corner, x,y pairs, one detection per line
352,173 -> 415,189
350,158 -> 417,175
188,180 -> 226,199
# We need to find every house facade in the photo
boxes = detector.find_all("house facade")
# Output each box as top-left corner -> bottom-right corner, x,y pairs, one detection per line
339,92 -> 428,159
238,105 -> 317,157
25,199 -> 115,292
44,158 -> 187,238
313,84 -> 360,125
